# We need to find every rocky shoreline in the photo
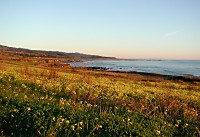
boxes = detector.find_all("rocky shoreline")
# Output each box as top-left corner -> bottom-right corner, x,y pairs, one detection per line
81,66 -> 200,83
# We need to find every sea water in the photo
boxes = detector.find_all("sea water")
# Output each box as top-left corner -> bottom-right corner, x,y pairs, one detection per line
69,60 -> 200,77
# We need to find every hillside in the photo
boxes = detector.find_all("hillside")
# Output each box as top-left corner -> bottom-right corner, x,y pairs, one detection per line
0,44 -> 200,136
0,54 -> 200,136
0,44 -> 116,62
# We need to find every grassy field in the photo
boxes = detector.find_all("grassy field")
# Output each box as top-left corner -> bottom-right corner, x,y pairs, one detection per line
0,61 -> 200,136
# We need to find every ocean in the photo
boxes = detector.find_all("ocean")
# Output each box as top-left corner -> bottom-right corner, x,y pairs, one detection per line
69,60 -> 200,77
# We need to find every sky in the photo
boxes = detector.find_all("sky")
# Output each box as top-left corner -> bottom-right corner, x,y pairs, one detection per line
0,0 -> 200,60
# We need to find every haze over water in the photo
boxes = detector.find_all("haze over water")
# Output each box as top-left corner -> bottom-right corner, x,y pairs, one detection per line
69,60 -> 200,77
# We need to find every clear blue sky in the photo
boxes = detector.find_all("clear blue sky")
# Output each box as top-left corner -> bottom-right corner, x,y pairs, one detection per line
1,0 -> 200,59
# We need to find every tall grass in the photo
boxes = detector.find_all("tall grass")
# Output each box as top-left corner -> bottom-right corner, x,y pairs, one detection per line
0,65 -> 199,136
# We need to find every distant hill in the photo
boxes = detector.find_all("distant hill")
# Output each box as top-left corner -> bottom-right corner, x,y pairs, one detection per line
0,44 -> 117,61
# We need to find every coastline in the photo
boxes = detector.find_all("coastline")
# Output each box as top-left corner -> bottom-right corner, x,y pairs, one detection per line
77,66 -> 200,83
1,56 -> 200,136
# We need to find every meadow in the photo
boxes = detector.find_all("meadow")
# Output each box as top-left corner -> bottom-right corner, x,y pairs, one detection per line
0,61 -> 200,137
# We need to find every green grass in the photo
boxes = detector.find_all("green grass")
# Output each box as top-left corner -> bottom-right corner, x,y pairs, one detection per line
0,64 -> 200,136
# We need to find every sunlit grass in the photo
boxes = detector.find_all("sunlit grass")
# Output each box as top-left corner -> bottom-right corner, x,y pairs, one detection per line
0,63 -> 200,136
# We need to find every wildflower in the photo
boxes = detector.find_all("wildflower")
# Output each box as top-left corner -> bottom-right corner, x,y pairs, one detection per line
98,125 -> 102,129
59,100 -> 64,105
26,107 -> 31,111
72,90 -> 76,95
61,118 -> 65,122
49,97 -> 53,100
87,103 -> 92,107
71,125 -> 75,131
13,109 -> 19,113
66,102 -> 70,106
65,120 -> 70,124
22,84 -> 26,88
45,95 -> 48,99
177,120 -> 181,124
184,123 -> 189,128
175,124 -> 179,127
128,109 -> 132,113
36,80 -> 40,83
52,117 -> 56,121
95,117 -> 99,120
167,123 -> 172,127
156,130 -> 160,135
79,122 -> 83,126
94,125 -> 103,130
